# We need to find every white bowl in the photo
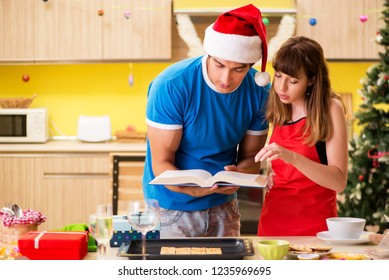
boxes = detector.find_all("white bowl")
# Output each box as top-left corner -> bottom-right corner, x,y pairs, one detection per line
297,253 -> 320,260
326,217 -> 366,239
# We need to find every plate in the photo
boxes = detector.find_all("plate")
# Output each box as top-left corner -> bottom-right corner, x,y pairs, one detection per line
117,238 -> 255,260
316,231 -> 373,245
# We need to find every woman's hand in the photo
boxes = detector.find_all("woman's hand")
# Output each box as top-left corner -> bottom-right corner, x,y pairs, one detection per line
254,143 -> 296,164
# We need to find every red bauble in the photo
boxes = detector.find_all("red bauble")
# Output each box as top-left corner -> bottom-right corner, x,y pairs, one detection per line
22,74 -> 30,82
358,175 -> 364,181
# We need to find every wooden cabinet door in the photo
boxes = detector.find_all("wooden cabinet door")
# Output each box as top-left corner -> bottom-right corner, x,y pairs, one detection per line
0,0 -> 35,61
34,0 -> 102,61
296,0 -> 384,59
42,155 -> 110,231
0,156 -> 45,213
102,0 -> 172,60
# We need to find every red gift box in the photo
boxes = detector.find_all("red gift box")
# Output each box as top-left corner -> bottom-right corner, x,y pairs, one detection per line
18,231 -> 88,260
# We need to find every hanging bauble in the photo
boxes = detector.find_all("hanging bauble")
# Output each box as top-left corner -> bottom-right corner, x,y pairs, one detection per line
124,10 -> 131,19
262,17 -> 270,26
358,175 -> 364,181
376,32 -> 383,43
128,73 -> 134,86
309,18 -> 317,26
359,15 -> 368,23
98,9 -> 104,16
22,74 -> 30,82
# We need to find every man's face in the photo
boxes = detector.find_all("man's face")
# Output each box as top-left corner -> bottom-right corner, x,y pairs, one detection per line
207,56 -> 251,94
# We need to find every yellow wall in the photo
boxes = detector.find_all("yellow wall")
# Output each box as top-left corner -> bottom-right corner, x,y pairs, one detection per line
0,61 -> 372,137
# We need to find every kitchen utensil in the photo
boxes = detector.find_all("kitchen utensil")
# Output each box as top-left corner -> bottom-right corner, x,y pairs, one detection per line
12,204 -> 23,218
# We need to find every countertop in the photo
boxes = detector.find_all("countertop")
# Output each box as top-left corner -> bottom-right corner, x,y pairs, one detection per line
0,139 -> 146,153
84,235 -> 380,260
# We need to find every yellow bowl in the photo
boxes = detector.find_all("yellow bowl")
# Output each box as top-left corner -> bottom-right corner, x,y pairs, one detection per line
257,240 -> 290,260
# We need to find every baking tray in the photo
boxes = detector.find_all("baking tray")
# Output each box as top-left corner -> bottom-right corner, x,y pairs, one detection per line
117,238 -> 254,260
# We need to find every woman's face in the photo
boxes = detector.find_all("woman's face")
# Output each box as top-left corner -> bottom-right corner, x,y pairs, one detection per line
273,70 -> 311,104
207,56 -> 251,94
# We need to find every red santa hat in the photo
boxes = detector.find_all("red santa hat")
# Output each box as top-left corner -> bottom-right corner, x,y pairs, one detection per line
203,4 -> 270,86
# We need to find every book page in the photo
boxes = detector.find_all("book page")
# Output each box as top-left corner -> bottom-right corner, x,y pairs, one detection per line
149,169 -> 213,187
209,171 -> 266,188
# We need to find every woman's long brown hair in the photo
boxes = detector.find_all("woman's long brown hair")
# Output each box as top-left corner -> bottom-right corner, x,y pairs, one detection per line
266,36 -> 345,145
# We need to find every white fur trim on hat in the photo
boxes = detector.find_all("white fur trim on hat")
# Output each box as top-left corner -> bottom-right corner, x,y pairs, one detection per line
255,71 -> 271,86
203,24 -> 262,64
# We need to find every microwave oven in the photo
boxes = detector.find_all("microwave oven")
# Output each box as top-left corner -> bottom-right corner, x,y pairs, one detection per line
0,108 -> 49,143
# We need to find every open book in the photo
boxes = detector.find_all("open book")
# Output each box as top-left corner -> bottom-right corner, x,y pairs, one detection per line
149,169 -> 267,188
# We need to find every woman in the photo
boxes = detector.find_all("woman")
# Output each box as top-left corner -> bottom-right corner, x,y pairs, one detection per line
255,36 -> 348,236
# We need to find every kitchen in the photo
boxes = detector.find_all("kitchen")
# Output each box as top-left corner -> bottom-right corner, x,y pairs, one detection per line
0,0 -> 388,269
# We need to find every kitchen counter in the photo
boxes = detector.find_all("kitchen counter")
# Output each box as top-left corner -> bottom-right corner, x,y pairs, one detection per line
0,139 -> 146,153
84,235 -> 380,260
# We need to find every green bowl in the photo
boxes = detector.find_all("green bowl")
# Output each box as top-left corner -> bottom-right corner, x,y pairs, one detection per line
257,240 -> 290,260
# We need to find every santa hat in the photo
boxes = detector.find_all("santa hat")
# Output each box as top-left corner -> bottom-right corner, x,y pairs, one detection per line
203,4 -> 270,86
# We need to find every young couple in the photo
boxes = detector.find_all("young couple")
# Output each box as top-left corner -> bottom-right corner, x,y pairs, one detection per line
143,4 -> 348,237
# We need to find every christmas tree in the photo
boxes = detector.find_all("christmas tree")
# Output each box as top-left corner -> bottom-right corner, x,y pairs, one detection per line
338,0 -> 389,232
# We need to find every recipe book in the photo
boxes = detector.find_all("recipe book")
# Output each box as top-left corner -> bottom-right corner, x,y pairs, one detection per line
149,169 -> 267,188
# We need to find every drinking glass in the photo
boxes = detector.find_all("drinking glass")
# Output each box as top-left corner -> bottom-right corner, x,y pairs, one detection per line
127,199 -> 160,260
89,205 -> 113,260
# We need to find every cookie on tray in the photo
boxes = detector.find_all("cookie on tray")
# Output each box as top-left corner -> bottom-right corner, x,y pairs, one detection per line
206,247 -> 222,255
190,247 -> 207,254
160,246 -> 176,255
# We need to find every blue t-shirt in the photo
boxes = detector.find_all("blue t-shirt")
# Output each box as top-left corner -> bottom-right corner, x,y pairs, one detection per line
143,56 -> 269,211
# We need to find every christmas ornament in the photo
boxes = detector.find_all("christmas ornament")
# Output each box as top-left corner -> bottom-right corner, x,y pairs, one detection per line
358,175 -> 364,181
128,63 -> 134,86
309,18 -> 317,26
124,10 -> 131,19
128,74 -> 134,86
22,74 -> 30,82
359,15 -> 368,23
376,31 -> 383,43
98,9 -> 104,16
262,17 -> 269,26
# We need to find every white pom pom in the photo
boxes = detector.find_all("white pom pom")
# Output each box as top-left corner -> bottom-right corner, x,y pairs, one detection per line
255,72 -> 271,86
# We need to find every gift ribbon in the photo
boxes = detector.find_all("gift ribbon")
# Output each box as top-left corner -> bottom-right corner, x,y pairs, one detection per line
30,231 -> 88,249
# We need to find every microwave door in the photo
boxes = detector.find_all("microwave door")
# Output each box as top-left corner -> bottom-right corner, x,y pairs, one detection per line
0,114 -> 27,137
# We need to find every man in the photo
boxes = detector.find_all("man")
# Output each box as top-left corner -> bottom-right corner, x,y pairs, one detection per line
143,4 -> 270,237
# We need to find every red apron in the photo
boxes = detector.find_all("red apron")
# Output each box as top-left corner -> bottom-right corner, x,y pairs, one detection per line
257,119 -> 337,236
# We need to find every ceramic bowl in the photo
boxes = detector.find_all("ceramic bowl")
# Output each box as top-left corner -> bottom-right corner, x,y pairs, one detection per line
257,240 -> 290,260
297,253 -> 320,260
326,217 -> 366,239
